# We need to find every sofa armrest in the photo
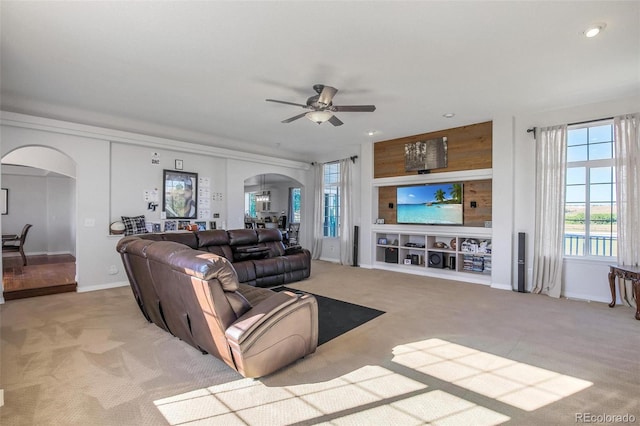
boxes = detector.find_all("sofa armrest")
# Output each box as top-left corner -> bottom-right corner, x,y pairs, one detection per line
225,291 -> 318,377
284,245 -> 303,255
225,291 -> 297,344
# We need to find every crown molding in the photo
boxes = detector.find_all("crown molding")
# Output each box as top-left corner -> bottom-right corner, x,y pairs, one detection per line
1,111 -> 310,171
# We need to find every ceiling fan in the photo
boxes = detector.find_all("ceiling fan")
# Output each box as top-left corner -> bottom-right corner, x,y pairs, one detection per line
266,84 -> 376,126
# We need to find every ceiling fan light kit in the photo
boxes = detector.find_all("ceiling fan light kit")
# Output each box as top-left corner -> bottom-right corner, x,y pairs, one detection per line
266,84 -> 376,126
306,110 -> 333,124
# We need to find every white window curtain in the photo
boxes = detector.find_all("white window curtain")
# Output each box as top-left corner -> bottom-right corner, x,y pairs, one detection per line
311,162 -> 324,259
613,113 -> 640,307
532,125 -> 567,298
339,158 -> 354,265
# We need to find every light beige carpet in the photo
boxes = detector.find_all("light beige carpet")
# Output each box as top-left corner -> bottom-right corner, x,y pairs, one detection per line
1,260 -> 639,425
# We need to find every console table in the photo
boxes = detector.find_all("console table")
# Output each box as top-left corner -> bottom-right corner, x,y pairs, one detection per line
608,264 -> 640,320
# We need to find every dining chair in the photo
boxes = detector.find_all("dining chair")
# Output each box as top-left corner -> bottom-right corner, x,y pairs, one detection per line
2,223 -> 33,266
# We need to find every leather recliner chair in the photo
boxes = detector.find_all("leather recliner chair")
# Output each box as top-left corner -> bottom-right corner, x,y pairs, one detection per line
117,237 -> 318,378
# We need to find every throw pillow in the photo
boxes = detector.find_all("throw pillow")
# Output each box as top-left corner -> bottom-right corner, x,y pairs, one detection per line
121,215 -> 149,236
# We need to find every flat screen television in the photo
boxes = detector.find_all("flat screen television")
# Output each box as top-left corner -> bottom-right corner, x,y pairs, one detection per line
397,182 -> 463,225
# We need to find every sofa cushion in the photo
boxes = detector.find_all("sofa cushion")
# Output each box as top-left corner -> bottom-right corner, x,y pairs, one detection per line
146,241 -> 240,292
228,229 -> 258,246
197,230 -> 234,260
162,231 -> 198,248
233,246 -> 270,261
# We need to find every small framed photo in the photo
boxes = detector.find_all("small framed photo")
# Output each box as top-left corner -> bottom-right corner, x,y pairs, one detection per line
209,221 -> 217,230
178,220 -> 191,230
404,258 -> 412,265
378,238 -> 388,245
195,221 -> 206,231
175,159 -> 183,170
375,218 -> 385,224
164,220 -> 177,232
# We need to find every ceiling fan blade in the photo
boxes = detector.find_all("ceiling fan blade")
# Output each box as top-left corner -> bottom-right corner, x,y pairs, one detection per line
328,115 -> 343,126
266,99 -> 308,108
331,105 -> 376,112
318,86 -> 338,106
281,112 -> 308,123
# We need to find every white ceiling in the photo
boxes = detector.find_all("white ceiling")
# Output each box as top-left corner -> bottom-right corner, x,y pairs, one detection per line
1,1 -> 638,162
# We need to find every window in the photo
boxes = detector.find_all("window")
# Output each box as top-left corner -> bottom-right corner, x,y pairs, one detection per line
323,162 -> 340,237
564,120 -> 616,257
289,187 -> 301,223
245,192 -> 256,218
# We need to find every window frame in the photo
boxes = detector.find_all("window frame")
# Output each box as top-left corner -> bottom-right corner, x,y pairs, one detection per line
288,187 -> 301,224
564,119 -> 617,259
323,162 -> 340,238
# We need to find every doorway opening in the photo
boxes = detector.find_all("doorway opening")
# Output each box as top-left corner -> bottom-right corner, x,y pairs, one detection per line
1,146 -> 77,300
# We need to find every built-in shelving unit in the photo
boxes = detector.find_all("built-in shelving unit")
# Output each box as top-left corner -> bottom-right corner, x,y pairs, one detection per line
373,225 -> 492,285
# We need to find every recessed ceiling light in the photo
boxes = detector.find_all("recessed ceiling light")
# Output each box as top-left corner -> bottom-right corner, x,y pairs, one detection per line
367,130 -> 377,136
443,113 -> 455,118
584,23 -> 606,38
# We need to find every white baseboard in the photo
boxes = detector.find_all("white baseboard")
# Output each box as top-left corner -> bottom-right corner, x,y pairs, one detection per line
490,283 -> 513,291
563,291 -> 610,305
77,281 -> 129,293
318,257 -> 341,263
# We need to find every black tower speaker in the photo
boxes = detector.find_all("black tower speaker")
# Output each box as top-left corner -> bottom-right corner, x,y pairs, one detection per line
517,232 -> 526,292
428,251 -> 445,268
352,225 -> 359,267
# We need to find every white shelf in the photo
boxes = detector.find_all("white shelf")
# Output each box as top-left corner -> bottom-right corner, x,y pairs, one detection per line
372,168 -> 492,187
373,229 -> 492,285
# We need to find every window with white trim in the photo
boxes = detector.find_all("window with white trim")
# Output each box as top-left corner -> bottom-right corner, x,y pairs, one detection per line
564,120 -> 616,257
323,162 -> 340,237
289,187 -> 301,223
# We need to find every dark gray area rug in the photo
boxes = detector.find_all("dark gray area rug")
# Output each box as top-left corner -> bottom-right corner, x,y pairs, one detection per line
272,286 -> 385,345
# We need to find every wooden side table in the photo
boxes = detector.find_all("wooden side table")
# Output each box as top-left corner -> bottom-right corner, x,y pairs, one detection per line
608,264 -> 640,320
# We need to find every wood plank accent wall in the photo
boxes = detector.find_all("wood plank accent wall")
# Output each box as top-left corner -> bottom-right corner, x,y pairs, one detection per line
374,121 -> 492,178
375,121 -> 493,226
378,180 -> 492,227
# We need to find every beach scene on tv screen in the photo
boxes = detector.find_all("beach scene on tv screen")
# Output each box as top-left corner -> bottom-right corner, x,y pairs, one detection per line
397,183 -> 463,224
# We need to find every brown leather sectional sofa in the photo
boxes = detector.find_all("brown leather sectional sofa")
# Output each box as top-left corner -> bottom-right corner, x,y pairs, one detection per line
116,229 -> 318,378
128,228 -> 311,287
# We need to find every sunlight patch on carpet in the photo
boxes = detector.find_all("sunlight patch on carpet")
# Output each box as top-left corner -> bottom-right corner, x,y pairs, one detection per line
154,364 -> 509,425
392,338 -> 593,412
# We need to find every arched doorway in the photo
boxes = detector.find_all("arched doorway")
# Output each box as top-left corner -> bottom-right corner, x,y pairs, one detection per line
244,173 -> 303,244
1,146 -> 77,300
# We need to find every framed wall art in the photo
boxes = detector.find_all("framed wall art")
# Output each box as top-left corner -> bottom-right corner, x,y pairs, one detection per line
163,170 -> 198,219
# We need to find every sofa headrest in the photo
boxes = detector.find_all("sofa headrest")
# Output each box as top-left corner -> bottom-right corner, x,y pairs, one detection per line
257,228 -> 282,243
119,238 -> 157,257
228,229 -> 258,246
197,229 -> 230,247
161,232 -> 199,248
145,241 -> 240,292
116,235 -> 143,253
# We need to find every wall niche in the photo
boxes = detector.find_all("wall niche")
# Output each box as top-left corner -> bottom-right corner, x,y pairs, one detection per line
374,121 -> 492,226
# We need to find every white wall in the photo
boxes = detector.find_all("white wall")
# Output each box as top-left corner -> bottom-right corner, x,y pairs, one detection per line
1,171 -> 74,256
0,112 -> 310,298
511,95 -> 640,303
1,124 -> 112,292
110,142 -> 228,227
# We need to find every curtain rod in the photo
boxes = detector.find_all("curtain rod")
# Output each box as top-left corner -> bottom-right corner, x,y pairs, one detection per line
527,116 -> 614,139
311,155 -> 358,166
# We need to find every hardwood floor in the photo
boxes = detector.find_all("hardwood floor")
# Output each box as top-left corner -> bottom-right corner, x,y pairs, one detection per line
2,254 -> 77,300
